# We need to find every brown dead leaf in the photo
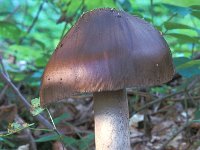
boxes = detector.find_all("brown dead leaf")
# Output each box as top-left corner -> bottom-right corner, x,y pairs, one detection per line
134,143 -> 150,150
168,133 -> 183,149
190,122 -> 200,129
0,104 -> 17,123
53,141 -> 67,150
152,120 -> 176,136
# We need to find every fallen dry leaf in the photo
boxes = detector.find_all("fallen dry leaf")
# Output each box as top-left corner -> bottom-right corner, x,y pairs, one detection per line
53,141 -> 67,150
0,104 -> 17,123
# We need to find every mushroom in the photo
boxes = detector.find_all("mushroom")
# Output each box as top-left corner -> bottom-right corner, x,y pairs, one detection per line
40,8 -> 174,150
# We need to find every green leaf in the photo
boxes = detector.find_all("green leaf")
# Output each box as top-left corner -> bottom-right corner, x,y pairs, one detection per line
177,59 -> 200,69
191,10 -> 200,19
35,134 -> 59,142
31,70 -> 43,79
30,98 -> 44,116
0,137 -> 15,147
0,122 -> 34,137
165,33 -> 199,43
63,136 -> 77,146
53,113 -> 71,124
35,57 -> 48,67
8,45 -> 43,61
13,73 -> 27,82
164,22 -> 195,30
0,21 -> 22,40
162,0 -> 200,7
77,133 -> 94,150
194,109 -> 200,120
190,5 -> 200,10
176,59 -> 200,78
162,3 -> 192,16
173,57 -> 190,67
67,0 -> 83,17
85,0 -> 117,10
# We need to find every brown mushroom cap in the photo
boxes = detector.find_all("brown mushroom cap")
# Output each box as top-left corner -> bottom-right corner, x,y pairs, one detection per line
40,8 -> 174,106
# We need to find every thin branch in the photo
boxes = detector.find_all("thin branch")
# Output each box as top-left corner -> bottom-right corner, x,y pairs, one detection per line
135,77 -> 200,114
0,84 -> 8,103
0,55 -> 9,78
60,22 -> 68,40
18,0 -> 45,45
134,90 -> 185,114
27,0 -> 45,34
0,72 -> 53,129
46,109 -> 65,150
161,12 -> 177,34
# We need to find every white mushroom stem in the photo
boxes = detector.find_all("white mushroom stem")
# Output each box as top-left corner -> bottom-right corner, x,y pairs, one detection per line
93,89 -> 130,150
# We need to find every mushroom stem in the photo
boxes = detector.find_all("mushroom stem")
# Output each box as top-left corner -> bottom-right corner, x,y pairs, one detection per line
94,89 -> 130,150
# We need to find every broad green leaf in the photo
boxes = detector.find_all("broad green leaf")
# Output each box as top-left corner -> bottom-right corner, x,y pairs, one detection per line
164,22 -> 195,30
36,134 -> 78,146
35,134 -> 59,142
31,39 -> 46,50
77,133 -> 95,150
0,21 -> 22,40
165,33 -> 199,43
162,3 -> 191,16
31,70 -> 43,79
31,98 -> 44,116
0,137 -> 15,147
194,108 -> 200,120
176,59 -> 200,78
85,0 -> 117,10
35,57 -> 48,67
67,0 -> 83,17
191,10 -> 200,19
63,136 -> 77,146
12,73 -> 27,82
8,44 -> 43,61
177,59 -> 200,69
190,5 -> 200,10
162,0 -> 200,7
53,112 -> 71,124
173,57 -> 190,67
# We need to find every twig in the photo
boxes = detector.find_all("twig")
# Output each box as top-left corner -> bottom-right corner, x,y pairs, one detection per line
27,0 -> 45,34
0,54 -> 54,129
18,0 -> 45,45
168,96 -> 200,102
5,6 -> 20,21
46,109 -> 65,150
0,55 -> 9,78
162,12 -> 177,34
60,22 -> 68,40
0,72 -> 53,129
0,84 -> 8,103
59,0 -> 84,39
134,90 -> 185,114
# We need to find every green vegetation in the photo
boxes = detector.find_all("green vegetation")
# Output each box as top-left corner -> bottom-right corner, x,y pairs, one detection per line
0,0 -> 200,149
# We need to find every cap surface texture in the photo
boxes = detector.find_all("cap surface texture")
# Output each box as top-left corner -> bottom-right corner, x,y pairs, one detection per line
40,8 -> 174,106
